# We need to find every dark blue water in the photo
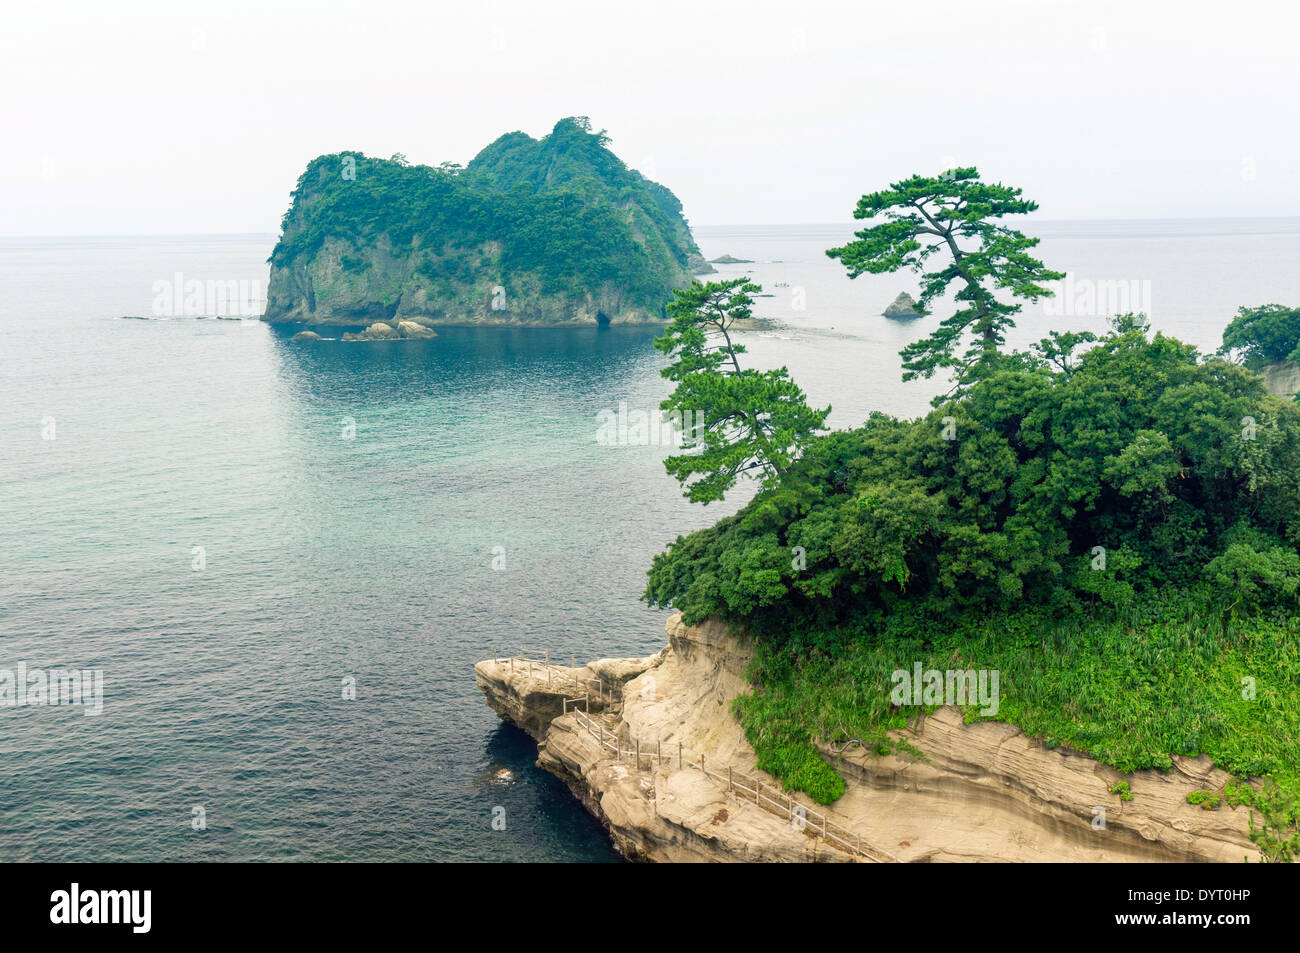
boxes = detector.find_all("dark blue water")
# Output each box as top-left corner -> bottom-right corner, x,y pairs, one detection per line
2,221 -> 1299,860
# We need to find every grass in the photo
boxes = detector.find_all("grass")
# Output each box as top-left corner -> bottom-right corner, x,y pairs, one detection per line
732,595 -> 1300,807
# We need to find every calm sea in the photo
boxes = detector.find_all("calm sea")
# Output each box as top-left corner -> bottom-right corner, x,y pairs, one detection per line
2,220 -> 1299,861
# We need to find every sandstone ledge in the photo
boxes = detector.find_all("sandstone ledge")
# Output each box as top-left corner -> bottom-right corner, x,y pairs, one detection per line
475,615 -> 1259,863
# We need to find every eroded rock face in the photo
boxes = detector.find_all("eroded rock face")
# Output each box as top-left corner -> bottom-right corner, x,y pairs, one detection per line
475,639 -> 851,862
474,615 -> 1260,862
829,709 -> 1257,862
271,238 -> 666,329
1263,360 -> 1300,399
474,658 -> 613,741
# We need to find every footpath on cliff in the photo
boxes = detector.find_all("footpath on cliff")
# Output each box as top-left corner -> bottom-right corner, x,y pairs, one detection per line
475,613 -> 1259,863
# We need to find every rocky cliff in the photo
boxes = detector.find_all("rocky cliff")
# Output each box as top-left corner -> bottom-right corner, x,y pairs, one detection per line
476,614 -> 1260,862
1263,360 -> 1300,399
263,118 -> 711,328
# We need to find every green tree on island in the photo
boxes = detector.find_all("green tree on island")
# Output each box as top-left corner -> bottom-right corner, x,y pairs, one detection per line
1219,303 -> 1300,370
654,278 -> 830,504
826,168 -> 1063,396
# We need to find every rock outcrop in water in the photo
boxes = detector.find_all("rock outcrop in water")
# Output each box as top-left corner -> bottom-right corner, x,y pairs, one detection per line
263,118 -> 712,328
338,320 -> 438,342
883,292 -> 921,318
475,614 -> 1259,862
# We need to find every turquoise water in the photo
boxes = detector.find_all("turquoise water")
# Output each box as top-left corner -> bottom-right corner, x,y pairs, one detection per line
2,221 -> 1299,861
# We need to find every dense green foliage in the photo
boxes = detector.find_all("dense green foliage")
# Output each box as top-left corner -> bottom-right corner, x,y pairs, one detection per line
639,165 -> 1300,838
827,168 -> 1063,395
653,279 -> 831,503
646,316 -> 1300,818
733,598 -> 1300,806
269,117 -> 701,312
1220,303 -> 1300,370
647,317 -> 1300,630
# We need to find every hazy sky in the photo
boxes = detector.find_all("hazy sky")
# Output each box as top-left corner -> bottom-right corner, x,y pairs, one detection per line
3,0 -> 1298,234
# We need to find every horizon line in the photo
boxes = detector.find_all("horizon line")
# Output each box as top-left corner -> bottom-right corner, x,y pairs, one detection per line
4,214 -> 1300,239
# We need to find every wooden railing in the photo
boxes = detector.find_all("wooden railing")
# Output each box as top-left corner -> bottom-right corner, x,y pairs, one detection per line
567,709 -> 898,863
489,650 -> 898,862
492,652 -> 624,703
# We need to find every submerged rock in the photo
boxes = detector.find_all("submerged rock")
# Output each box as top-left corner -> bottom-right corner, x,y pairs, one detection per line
883,292 -> 921,318
708,254 -> 754,264
291,330 -> 322,341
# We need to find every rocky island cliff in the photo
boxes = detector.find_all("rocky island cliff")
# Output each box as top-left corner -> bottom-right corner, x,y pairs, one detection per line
1263,359 -> 1300,399
263,117 -> 711,328
476,614 -> 1259,862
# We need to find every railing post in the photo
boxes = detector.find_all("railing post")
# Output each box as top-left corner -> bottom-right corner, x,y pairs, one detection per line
657,740 -> 661,766
727,766 -> 732,792
635,740 -> 640,771
678,742 -> 682,770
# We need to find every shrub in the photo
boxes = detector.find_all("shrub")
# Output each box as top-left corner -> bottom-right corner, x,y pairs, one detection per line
1249,780 -> 1300,862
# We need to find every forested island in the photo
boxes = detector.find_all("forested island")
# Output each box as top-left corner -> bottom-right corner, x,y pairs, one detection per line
263,117 -> 710,328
